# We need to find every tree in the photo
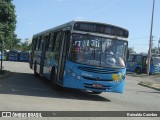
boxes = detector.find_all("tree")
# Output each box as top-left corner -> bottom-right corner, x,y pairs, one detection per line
128,47 -> 136,54
0,0 -> 18,49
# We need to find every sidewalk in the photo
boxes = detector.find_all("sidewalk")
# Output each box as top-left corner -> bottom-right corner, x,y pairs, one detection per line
138,74 -> 160,91
127,73 -> 160,91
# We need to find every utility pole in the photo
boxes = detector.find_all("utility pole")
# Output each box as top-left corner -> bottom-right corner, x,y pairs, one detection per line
147,0 -> 155,76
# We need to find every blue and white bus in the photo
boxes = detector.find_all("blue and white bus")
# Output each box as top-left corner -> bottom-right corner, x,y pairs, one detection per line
127,53 -> 160,74
30,21 -> 129,94
8,50 -> 19,61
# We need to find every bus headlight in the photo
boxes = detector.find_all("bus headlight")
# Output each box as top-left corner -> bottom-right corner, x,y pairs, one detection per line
112,74 -> 119,82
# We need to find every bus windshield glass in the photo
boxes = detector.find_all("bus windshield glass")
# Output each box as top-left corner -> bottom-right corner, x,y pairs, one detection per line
70,34 -> 127,68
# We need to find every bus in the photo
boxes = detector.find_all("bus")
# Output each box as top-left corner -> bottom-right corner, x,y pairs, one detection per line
19,51 -> 29,62
127,53 -> 160,74
8,50 -> 19,61
29,20 -> 129,94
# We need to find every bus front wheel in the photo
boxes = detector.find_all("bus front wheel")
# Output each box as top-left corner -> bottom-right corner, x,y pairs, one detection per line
135,67 -> 141,74
50,68 -> 61,90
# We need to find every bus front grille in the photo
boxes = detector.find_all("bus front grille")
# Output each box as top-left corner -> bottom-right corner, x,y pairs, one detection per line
82,76 -> 113,82
78,66 -> 118,74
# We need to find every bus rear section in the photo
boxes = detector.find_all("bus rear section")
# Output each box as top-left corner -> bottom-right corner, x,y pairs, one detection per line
19,51 -> 29,62
8,50 -> 18,61
30,21 -> 129,94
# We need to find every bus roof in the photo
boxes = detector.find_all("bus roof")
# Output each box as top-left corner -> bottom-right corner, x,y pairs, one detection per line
33,20 -> 129,38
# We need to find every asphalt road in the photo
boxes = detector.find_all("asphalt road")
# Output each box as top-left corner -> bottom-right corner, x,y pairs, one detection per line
0,61 -> 160,120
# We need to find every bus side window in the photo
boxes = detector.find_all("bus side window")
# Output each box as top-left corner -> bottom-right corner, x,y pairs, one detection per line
136,55 -> 142,65
45,34 -> 51,51
39,36 -> 44,51
52,32 -> 58,51
37,37 -> 42,51
128,55 -> 134,62
35,38 -> 39,51
48,33 -> 56,51
33,38 -> 37,50
35,37 -> 40,51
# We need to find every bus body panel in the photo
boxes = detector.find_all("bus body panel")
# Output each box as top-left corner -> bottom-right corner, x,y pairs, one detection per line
62,61 -> 126,93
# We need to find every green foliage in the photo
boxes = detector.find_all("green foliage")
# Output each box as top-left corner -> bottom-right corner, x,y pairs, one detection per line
0,0 -> 18,49
21,42 -> 31,51
128,47 -> 136,54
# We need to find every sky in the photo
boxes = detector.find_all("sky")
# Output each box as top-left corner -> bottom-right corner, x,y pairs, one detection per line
12,0 -> 160,53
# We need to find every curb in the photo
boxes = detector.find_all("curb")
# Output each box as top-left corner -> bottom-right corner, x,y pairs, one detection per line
0,71 -> 12,80
138,81 -> 160,91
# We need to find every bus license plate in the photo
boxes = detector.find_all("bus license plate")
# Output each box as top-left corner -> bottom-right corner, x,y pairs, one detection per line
92,84 -> 102,88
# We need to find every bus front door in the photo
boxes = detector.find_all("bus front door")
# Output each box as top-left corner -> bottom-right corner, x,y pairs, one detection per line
56,31 -> 70,85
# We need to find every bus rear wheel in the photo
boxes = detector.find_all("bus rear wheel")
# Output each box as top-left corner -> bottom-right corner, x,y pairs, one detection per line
135,67 -> 141,74
50,69 -> 61,90
34,63 -> 38,77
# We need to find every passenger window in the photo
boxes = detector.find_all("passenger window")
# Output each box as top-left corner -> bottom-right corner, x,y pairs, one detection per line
128,55 -> 134,62
33,38 -> 37,50
36,37 -> 41,51
48,33 -> 55,51
45,34 -> 51,51
39,37 -> 44,51
36,39 -> 39,51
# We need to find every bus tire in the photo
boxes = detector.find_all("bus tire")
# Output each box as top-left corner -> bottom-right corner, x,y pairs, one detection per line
34,62 -> 38,77
135,67 -> 141,74
50,68 -> 61,91
91,91 -> 102,94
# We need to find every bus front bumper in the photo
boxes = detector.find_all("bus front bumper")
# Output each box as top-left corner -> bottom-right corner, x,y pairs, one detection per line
63,73 -> 125,93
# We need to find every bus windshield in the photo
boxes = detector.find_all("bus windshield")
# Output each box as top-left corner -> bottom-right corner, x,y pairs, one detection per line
70,34 -> 128,68
9,51 -> 18,57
